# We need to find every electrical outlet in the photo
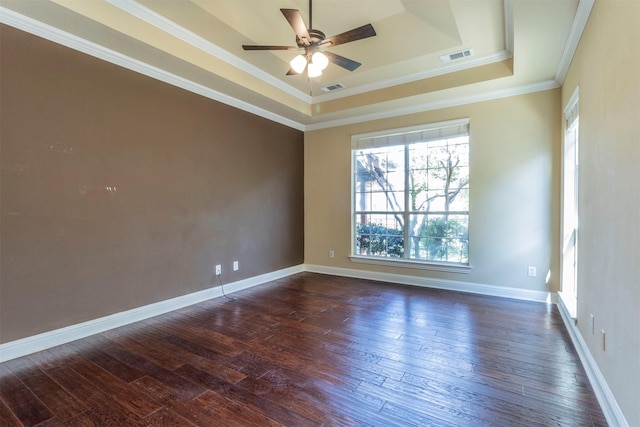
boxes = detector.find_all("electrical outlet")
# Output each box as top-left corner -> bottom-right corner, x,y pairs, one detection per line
527,266 -> 537,277
329,250 -> 334,258
215,265 -> 221,275
233,261 -> 239,271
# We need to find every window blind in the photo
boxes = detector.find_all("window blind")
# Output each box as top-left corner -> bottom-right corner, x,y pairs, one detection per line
351,118 -> 469,150
564,88 -> 579,129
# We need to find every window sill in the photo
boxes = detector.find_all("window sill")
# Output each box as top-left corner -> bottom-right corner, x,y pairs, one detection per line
349,255 -> 472,274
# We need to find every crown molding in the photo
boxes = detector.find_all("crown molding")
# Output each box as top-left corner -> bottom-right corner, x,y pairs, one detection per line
314,0 -> 514,104
106,0 -> 312,105
312,50 -> 513,104
2,0 -> 591,132
555,0 -> 595,83
304,79 -> 560,131
0,7 -> 306,131
504,0 -> 514,54
111,0 -> 516,107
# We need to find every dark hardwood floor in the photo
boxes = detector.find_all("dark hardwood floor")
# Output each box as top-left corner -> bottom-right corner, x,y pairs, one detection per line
1,272 -> 607,426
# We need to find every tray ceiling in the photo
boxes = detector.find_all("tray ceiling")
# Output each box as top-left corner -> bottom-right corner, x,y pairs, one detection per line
0,0 -> 591,130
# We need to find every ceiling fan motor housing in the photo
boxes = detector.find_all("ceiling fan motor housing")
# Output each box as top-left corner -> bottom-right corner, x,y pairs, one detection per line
297,29 -> 326,47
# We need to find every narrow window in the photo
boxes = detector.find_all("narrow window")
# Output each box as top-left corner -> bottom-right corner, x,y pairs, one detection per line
561,88 -> 579,318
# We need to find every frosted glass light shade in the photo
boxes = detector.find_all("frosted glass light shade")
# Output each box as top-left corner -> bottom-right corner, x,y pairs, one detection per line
307,62 -> 323,77
311,51 -> 329,70
290,54 -> 307,74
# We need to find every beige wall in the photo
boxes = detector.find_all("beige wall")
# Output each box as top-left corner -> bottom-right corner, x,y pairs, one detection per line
562,0 -> 640,424
305,89 -> 561,293
0,26 -> 305,343
3,2 -> 638,422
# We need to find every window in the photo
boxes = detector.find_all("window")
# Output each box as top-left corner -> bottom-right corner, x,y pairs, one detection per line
351,119 -> 470,269
561,87 -> 579,318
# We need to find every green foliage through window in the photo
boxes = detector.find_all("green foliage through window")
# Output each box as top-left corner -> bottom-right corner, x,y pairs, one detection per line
355,222 -> 404,257
352,123 -> 469,264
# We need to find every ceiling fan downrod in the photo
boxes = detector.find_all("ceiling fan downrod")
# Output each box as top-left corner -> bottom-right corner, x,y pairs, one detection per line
241,0 -> 376,75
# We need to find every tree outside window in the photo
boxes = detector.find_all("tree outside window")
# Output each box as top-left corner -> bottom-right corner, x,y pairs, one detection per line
352,122 -> 469,265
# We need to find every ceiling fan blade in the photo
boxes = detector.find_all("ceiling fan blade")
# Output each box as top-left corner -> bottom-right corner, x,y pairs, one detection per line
286,68 -> 300,76
280,9 -> 311,45
242,45 -> 300,51
320,23 -> 376,47
323,51 -> 361,71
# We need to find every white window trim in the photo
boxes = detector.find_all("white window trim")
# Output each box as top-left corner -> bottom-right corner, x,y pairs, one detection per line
559,86 -> 579,319
564,86 -> 579,129
350,118 -> 471,270
349,255 -> 472,273
351,118 -> 470,150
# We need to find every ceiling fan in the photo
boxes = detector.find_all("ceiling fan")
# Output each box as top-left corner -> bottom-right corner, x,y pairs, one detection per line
242,0 -> 376,78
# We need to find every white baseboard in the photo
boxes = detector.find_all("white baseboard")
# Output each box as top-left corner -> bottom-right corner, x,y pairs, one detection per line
304,264 -> 556,303
0,264 -> 304,363
557,296 -> 629,427
3,261 -> 626,427
309,264 -> 628,424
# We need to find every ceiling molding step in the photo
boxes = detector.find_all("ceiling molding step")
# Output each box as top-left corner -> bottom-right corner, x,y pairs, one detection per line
503,0 -> 514,54
305,79 -> 560,131
0,3 -> 575,133
313,50 -> 513,104
0,7 -> 305,131
108,0 -> 516,107
555,0 -> 595,83
106,0 -> 312,104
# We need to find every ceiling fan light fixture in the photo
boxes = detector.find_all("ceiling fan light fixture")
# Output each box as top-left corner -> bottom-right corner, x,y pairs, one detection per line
307,62 -> 323,77
311,51 -> 329,70
290,54 -> 307,74
242,1 -> 376,77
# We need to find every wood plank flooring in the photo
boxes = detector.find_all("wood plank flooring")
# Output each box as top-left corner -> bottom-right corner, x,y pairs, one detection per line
0,272 -> 607,426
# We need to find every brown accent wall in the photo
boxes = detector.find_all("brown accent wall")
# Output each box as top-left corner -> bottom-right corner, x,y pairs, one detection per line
0,25 -> 304,343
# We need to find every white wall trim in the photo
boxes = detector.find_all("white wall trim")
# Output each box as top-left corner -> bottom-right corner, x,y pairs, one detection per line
0,7 -> 306,132
503,0 -> 514,54
311,50 -> 513,104
2,5 -> 566,133
349,255 -> 472,274
110,0 -> 512,107
2,263 -> 626,427
304,264 -> 556,304
105,0 -> 312,105
557,296 -> 629,427
0,264 -> 304,363
304,79 -> 560,131
0,263 -> 552,363
555,0 -> 595,84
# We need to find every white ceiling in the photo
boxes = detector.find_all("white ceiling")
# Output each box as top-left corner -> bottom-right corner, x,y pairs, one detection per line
0,0 -> 593,131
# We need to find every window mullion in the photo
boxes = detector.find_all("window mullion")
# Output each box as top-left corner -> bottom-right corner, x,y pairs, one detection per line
403,144 -> 410,259
351,120 -> 469,265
